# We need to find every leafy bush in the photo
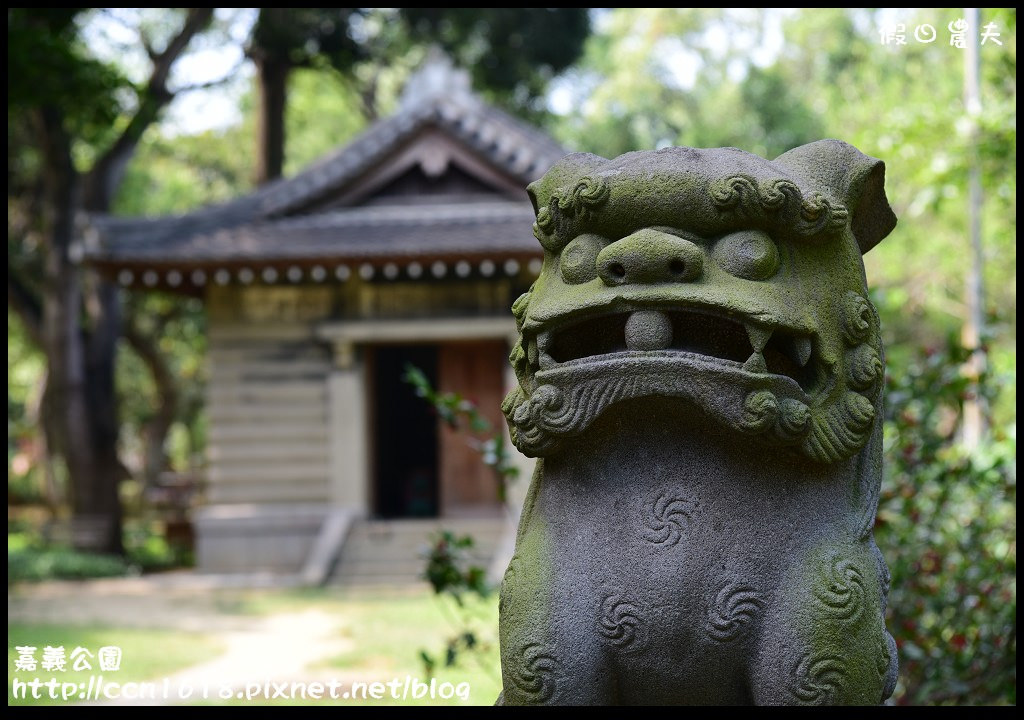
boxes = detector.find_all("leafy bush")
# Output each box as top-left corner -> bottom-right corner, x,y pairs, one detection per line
419,530 -> 492,677
876,340 -> 1016,705
123,520 -> 192,571
8,542 -> 136,583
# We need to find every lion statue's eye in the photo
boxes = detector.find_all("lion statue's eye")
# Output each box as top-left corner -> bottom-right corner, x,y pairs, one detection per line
559,233 -> 609,285
712,230 -> 780,281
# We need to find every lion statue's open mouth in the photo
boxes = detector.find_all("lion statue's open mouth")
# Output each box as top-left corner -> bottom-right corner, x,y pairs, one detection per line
503,143 -> 889,464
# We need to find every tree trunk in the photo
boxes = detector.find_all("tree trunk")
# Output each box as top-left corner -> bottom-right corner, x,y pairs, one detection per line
83,276 -> 126,553
255,57 -> 290,185
12,9 -> 214,556
960,6 -> 987,449
29,369 -> 62,513
37,107 -> 123,553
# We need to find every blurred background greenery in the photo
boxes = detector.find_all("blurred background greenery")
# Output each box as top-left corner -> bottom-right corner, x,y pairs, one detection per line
7,8 -> 1016,705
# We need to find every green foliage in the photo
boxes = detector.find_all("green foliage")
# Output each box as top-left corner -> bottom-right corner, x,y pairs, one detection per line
7,9 -> 127,148
117,293 -> 208,473
876,339 -> 1016,705
402,8 -> 590,117
7,312 -> 49,506
7,515 -> 190,582
419,531 -> 492,680
8,538 -> 135,584
249,9 -> 364,70
283,68 -> 368,175
422,531 -> 490,601
114,128 -> 255,215
122,520 -> 190,572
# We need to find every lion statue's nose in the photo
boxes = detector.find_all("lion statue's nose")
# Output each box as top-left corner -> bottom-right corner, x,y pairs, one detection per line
596,228 -> 704,286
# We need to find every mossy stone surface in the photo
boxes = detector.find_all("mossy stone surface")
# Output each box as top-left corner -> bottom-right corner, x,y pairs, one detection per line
499,141 -> 899,705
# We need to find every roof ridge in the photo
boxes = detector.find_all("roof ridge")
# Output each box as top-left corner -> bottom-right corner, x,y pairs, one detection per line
87,59 -> 566,260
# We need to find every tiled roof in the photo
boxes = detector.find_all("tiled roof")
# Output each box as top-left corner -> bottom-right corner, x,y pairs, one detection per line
91,202 -> 540,266
85,57 -> 564,269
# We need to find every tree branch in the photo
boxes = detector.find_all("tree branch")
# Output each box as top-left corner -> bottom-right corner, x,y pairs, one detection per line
148,8 -> 215,94
84,7 -> 215,212
139,31 -> 158,63
122,305 -> 180,487
175,58 -> 246,94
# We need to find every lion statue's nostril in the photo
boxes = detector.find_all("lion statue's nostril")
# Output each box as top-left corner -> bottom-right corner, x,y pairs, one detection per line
596,229 -> 704,286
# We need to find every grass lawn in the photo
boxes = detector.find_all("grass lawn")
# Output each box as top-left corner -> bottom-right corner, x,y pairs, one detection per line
9,585 -> 502,706
319,590 -> 502,706
7,625 -> 223,706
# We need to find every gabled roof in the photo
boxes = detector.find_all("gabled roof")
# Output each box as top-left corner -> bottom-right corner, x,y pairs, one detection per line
85,55 -> 565,289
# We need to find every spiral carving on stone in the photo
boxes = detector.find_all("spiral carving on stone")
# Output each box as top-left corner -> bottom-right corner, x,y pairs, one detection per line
638,490 -> 694,548
535,175 -> 610,249
798,191 -> 849,235
777,398 -> 811,439
741,389 -> 778,433
597,593 -> 647,654
510,384 -> 568,454
841,292 -> 872,346
709,174 -> 848,238
812,555 -> 866,623
789,653 -> 848,705
758,177 -> 803,210
508,643 -> 560,704
705,582 -> 764,642
535,206 -> 554,234
803,390 -> 877,464
847,344 -> 882,391
561,175 -> 610,222
842,392 -> 876,434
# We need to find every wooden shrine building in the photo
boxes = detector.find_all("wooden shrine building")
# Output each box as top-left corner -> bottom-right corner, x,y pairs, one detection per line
85,57 -> 561,581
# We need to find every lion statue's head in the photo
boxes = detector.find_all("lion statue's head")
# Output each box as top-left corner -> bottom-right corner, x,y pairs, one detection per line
503,140 -> 897,463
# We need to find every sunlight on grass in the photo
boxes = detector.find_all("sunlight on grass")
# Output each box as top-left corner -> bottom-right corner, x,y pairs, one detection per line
320,590 -> 502,706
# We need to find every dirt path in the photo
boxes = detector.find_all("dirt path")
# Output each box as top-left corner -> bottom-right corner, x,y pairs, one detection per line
8,572 -> 369,705
107,609 -> 354,705
7,572 -> 291,631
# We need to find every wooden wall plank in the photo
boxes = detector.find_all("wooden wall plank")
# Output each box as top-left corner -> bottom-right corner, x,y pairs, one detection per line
437,340 -> 507,514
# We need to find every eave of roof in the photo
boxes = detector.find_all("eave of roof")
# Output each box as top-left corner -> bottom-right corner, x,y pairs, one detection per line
90,202 -> 540,266
84,60 -> 564,273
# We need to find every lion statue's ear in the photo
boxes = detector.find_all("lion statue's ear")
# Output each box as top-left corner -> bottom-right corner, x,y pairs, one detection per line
774,139 -> 897,254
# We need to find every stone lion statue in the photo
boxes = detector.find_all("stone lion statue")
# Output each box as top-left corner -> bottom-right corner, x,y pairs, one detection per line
498,140 -> 899,705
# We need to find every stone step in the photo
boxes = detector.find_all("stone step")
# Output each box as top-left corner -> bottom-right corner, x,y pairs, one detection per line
331,517 -> 510,587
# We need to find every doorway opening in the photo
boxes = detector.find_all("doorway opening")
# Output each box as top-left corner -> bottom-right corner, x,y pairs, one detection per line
372,345 -> 439,518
